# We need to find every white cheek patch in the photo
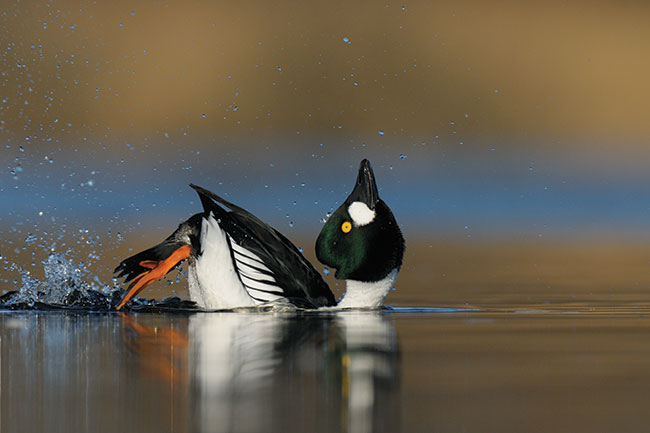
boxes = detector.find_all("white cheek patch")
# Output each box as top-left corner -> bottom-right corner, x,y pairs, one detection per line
348,201 -> 376,227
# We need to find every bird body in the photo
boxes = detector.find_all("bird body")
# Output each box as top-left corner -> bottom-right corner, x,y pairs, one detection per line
115,159 -> 404,310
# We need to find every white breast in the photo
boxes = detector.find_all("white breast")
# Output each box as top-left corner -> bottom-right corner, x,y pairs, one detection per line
336,268 -> 399,309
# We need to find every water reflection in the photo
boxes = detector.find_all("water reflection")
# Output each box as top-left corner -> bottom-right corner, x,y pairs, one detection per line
122,311 -> 399,433
1,312 -> 129,433
0,311 -> 398,433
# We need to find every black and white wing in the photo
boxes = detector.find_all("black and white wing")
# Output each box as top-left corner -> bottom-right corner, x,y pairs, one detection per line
227,237 -> 286,303
191,184 -> 336,308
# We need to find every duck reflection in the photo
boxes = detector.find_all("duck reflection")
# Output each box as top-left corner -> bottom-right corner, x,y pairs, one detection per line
121,314 -> 189,386
120,311 -> 400,433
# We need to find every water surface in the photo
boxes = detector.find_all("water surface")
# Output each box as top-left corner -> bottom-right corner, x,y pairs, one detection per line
4,303 -> 650,433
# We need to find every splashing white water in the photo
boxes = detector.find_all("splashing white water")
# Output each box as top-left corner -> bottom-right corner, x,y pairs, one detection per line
8,252 -> 112,306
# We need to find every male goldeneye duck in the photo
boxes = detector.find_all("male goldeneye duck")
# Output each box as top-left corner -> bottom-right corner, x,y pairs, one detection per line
114,159 -> 404,310
316,159 -> 405,308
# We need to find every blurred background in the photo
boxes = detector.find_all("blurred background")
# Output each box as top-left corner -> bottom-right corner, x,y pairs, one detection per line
1,0 -> 649,303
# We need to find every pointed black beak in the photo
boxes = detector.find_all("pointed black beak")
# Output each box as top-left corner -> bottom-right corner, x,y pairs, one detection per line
346,159 -> 380,210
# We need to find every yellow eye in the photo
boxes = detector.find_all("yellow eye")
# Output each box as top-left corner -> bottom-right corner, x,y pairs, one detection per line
341,221 -> 352,233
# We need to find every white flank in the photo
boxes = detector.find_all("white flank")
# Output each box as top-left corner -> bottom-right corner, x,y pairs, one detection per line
336,268 -> 398,309
189,214 -> 256,309
348,201 -> 376,227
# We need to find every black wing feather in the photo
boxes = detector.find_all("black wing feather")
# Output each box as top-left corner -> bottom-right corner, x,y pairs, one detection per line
190,184 -> 336,307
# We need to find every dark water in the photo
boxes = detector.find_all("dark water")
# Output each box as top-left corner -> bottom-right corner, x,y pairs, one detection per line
4,305 -> 650,433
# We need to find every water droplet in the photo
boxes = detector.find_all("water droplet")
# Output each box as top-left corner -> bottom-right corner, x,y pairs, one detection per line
201,114 -> 206,118
343,36 -> 351,45
399,154 -> 407,160
323,267 -> 330,276
378,130 -> 385,136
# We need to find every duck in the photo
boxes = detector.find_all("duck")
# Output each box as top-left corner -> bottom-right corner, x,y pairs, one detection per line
114,159 -> 405,310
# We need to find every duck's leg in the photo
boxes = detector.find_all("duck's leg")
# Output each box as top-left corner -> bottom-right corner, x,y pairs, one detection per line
116,245 -> 191,310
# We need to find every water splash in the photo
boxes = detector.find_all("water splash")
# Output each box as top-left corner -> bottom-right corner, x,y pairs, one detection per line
1,252 -> 120,309
1,250 -> 196,312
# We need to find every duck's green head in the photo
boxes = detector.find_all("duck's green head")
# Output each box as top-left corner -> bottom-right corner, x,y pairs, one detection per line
315,159 -> 405,282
